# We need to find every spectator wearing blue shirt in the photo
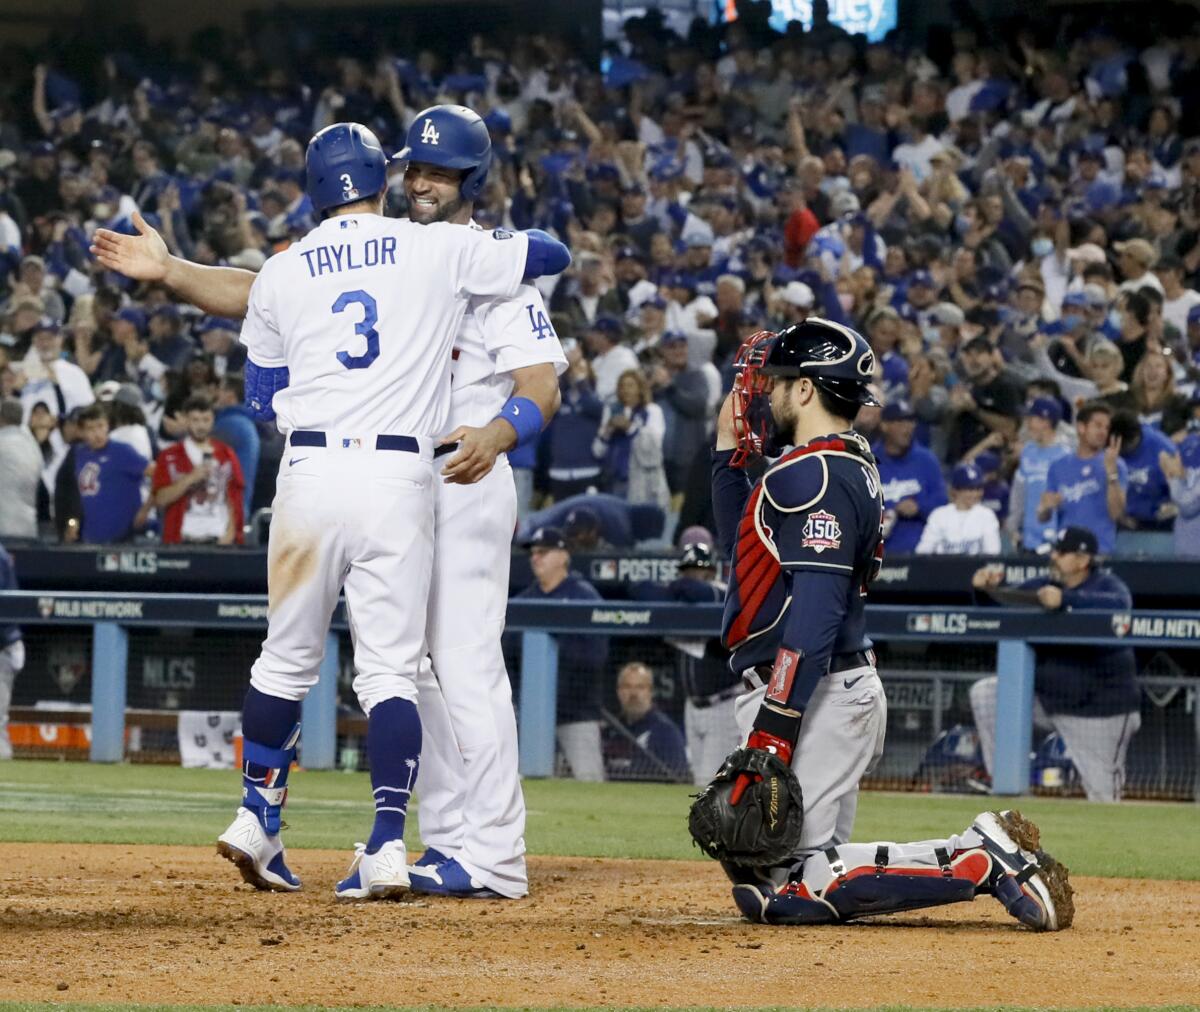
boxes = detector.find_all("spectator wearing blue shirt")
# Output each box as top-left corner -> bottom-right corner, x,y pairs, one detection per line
0,544 -> 23,760
1008,398 -> 1070,552
1163,428 -> 1200,557
602,662 -> 690,783
873,400 -> 947,554
544,341 -> 604,499
213,373 -> 260,522
512,527 -> 608,781
1040,402 -> 1128,555
1109,411 -> 1178,531
970,527 -> 1140,802
71,403 -> 150,544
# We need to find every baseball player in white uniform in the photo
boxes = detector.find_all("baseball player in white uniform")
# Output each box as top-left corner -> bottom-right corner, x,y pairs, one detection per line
91,110 -> 567,901
94,121 -> 570,901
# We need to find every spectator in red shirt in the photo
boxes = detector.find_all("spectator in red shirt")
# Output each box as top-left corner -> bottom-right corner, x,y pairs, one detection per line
152,395 -> 244,545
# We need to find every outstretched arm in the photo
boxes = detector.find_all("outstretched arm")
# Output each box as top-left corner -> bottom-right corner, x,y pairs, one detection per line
91,212 -> 256,318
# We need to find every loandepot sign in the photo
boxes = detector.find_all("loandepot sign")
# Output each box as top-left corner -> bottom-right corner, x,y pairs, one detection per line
722,0 -> 898,42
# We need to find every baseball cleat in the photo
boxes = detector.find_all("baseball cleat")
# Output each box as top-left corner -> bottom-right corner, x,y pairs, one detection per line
216,806 -> 301,892
408,857 -> 504,898
334,840 -> 409,901
972,810 -> 1074,931
411,846 -> 450,870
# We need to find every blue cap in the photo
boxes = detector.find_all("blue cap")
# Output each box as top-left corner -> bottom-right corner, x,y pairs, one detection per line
564,507 -> 599,534
115,307 -> 146,333
660,330 -> 688,345
909,269 -> 935,289
975,450 -> 1001,474
1026,396 -> 1063,423
642,294 -> 667,311
198,316 -> 239,334
589,316 -> 623,335
586,162 -> 621,182
1061,291 -> 1089,309
951,463 -> 985,490
525,525 -> 567,549
1188,304 -> 1200,325
881,399 -> 916,422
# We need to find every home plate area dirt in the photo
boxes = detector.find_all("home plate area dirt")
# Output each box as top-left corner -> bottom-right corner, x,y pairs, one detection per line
0,844 -> 1196,1008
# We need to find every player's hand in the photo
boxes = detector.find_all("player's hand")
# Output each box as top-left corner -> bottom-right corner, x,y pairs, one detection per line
90,212 -> 169,282
971,565 -> 1003,590
1036,584 -> 1063,610
716,391 -> 738,451
895,497 -> 920,519
439,421 -> 512,485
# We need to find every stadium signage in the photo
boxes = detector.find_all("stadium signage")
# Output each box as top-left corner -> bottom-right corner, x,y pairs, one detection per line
38,597 -> 144,619
95,550 -> 191,575
1118,615 -> 1200,640
590,558 -> 680,583
590,608 -> 653,626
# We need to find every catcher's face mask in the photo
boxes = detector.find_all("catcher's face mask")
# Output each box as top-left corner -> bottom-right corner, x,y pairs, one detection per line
730,329 -> 779,468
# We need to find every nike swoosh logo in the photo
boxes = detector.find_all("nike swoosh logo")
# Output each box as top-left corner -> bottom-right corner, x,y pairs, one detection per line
288,457 -> 308,466
512,405 -> 520,415
843,675 -> 865,689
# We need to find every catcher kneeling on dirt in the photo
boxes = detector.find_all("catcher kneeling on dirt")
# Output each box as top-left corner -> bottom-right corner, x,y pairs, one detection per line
687,319 -> 1073,930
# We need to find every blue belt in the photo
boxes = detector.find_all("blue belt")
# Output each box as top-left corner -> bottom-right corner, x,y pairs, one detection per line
291,430 -> 457,458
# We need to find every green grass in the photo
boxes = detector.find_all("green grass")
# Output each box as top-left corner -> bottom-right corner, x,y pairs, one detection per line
1,760 -> 1197,879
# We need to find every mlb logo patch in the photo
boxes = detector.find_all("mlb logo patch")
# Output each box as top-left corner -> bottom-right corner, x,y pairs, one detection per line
342,438 -> 363,449
38,597 -> 55,618
801,510 -> 842,553
1111,613 -> 1132,637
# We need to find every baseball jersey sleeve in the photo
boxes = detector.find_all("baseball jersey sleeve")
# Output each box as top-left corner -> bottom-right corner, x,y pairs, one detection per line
238,267 -> 286,368
473,284 -> 568,377
766,459 -> 862,574
450,225 -> 530,301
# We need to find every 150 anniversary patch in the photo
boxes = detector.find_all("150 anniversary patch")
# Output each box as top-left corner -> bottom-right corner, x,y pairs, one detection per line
801,509 -> 842,553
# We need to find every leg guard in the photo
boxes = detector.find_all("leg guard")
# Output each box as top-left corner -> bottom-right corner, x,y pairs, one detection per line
241,725 -> 300,835
822,845 -> 985,921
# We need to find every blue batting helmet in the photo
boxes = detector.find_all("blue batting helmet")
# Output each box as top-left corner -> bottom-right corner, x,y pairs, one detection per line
305,123 -> 388,215
394,105 -> 492,202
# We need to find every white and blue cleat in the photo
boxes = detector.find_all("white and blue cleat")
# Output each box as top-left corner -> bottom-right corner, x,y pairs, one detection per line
216,806 -> 302,892
334,839 -> 410,901
408,857 -> 504,899
973,809 -> 1074,931
410,847 -> 449,870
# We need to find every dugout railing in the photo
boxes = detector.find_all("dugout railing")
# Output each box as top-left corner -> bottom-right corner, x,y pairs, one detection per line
0,591 -> 1197,800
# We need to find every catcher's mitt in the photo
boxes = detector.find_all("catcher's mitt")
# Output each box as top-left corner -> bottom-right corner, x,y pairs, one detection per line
687,746 -> 804,866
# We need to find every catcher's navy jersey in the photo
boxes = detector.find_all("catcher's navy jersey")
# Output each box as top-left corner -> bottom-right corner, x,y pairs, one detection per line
716,432 -> 884,676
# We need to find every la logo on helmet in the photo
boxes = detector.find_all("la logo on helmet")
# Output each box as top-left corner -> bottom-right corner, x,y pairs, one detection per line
421,119 -> 440,145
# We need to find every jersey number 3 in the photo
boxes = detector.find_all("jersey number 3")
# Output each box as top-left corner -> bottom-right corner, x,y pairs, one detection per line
333,290 -> 380,370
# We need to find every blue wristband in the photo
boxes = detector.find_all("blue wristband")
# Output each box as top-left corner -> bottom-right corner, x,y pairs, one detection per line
496,396 -> 543,448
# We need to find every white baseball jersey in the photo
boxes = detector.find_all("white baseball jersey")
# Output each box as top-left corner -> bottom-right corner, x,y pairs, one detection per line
915,503 -> 1002,555
449,283 -> 567,428
239,214 -> 530,437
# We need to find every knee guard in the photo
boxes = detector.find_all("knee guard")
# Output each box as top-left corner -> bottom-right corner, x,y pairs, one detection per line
822,846 -> 982,921
241,724 -> 300,835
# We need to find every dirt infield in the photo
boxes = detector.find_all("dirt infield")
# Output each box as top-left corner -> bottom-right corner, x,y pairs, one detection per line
0,844 -> 1196,1009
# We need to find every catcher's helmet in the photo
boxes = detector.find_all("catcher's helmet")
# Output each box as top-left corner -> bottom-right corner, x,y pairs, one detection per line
680,542 -> 715,571
305,123 -> 388,214
394,105 -> 492,201
759,318 -> 881,409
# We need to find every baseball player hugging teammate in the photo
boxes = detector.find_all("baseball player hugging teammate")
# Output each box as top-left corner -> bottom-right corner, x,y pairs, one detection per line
93,114 -> 569,900
687,320 -> 1074,930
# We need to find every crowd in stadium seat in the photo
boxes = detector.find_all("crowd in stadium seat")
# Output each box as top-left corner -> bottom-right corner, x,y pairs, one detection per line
4,6 -> 1200,556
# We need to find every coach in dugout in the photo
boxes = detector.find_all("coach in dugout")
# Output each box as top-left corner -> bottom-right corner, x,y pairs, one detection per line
968,527 -> 1141,802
